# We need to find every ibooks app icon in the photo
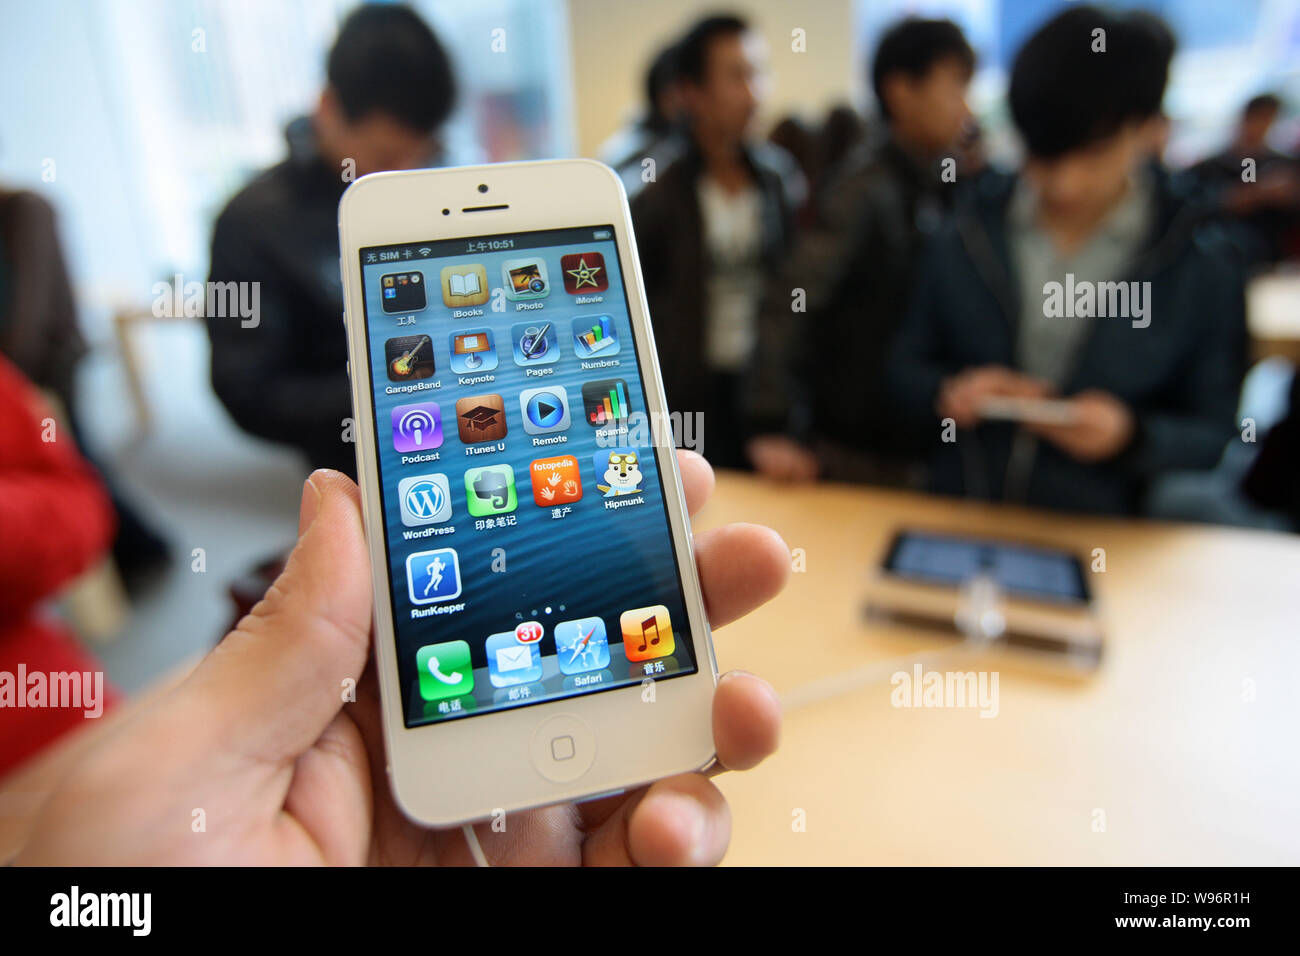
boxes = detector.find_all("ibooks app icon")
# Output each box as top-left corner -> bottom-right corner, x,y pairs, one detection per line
440,263 -> 490,308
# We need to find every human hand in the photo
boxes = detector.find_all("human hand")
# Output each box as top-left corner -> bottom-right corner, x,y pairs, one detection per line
1026,389 -> 1136,462
936,365 -> 1053,428
17,453 -> 788,866
747,435 -> 819,482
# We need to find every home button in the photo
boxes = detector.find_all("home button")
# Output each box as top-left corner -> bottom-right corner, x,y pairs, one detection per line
530,714 -> 596,783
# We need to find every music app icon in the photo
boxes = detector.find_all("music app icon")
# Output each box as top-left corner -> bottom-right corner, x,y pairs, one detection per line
620,605 -> 674,662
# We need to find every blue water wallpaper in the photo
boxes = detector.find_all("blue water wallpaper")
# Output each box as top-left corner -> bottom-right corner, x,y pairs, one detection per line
358,225 -> 698,727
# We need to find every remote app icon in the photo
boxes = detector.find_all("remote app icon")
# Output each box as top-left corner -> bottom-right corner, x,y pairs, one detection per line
519,386 -> 571,434
415,640 -> 474,702
560,252 -> 608,294
502,257 -> 550,301
391,402 -> 443,453
406,547 -> 461,605
455,394 -> 507,443
380,271 -> 427,314
621,605 -> 674,662
397,473 -> 453,526
464,464 -> 517,516
440,263 -> 489,307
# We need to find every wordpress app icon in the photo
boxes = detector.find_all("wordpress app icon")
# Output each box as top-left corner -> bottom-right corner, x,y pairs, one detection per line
397,473 -> 452,526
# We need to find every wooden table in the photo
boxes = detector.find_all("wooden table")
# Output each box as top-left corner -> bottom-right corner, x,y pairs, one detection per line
695,473 -> 1300,865
5,476 -> 1297,865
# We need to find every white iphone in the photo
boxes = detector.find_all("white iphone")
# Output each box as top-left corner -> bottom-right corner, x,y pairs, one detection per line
338,160 -> 718,826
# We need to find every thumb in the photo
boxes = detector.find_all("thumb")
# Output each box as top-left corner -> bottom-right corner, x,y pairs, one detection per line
183,469 -> 374,766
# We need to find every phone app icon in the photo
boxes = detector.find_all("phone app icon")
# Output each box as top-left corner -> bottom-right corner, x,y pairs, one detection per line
485,631 -> 543,688
511,321 -> 559,366
519,386 -> 571,434
582,379 -> 630,428
385,335 -> 436,381
391,402 -> 443,453
560,252 -> 608,294
440,263 -> 489,307
397,473 -> 452,526
593,448 -> 644,497
572,315 -> 620,358
415,640 -> 474,702
501,257 -> 550,300
529,455 -> 582,506
621,605 -> 674,662
464,464 -> 517,516
381,271 -> 427,314
406,547 -> 462,605
455,394 -> 507,443
554,617 -> 610,675
449,329 -> 497,373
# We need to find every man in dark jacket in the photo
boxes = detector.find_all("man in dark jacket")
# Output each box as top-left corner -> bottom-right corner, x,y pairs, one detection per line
206,5 -> 455,476
630,14 -> 803,469
890,6 -> 1246,516
744,17 -> 976,482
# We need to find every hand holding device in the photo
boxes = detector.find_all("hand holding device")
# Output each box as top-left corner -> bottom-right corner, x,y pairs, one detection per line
17,463 -> 788,866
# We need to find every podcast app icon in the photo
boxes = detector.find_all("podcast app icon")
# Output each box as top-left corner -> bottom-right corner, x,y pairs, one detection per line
391,402 -> 444,453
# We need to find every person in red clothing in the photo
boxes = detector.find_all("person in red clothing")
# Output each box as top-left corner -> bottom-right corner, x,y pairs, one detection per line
0,355 -> 120,778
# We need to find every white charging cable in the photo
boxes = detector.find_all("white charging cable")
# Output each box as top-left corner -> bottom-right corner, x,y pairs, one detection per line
781,574 -> 1006,713
462,823 -> 489,866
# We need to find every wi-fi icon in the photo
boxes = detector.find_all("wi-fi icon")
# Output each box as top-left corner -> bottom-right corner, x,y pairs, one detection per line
418,247 -> 432,256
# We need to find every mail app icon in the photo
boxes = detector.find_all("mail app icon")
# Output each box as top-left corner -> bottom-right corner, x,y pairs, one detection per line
486,632 -> 543,688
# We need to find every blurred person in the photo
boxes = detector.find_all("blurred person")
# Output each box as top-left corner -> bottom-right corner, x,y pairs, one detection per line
18,458 -> 789,865
631,14 -> 804,469
206,5 -> 456,477
890,6 -> 1246,515
0,186 -> 169,591
0,355 -> 121,778
1190,93 -> 1299,268
598,40 -> 687,201
745,17 -> 974,482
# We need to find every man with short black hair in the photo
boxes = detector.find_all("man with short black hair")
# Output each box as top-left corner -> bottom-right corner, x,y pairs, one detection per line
207,5 -> 456,475
890,6 -> 1246,515
631,14 -> 804,470
745,17 -> 974,482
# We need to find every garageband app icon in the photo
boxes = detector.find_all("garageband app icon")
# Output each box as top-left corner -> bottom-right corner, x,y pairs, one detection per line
440,263 -> 489,308
501,257 -> 550,301
560,252 -> 608,294
449,329 -> 497,373
406,547 -> 461,606
380,271 -> 427,314
464,464 -> 517,517
554,617 -> 610,675
455,393 -> 507,443
621,605 -> 674,662
593,448 -> 644,497
485,631 -> 543,688
582,379 -> 630,428
519,386 -> 571,435
511,321 -> 559,366
572,315 -> 620,358
529,455 -> 581,506
391,402 -> 443,453
385,335 -> 435,381
397,473 -> 452,526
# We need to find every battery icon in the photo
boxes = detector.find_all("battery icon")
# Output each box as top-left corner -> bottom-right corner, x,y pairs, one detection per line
593,230 -> 612,240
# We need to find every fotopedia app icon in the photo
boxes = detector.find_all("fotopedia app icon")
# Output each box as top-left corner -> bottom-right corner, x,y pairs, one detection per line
392,402 -> 443,453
